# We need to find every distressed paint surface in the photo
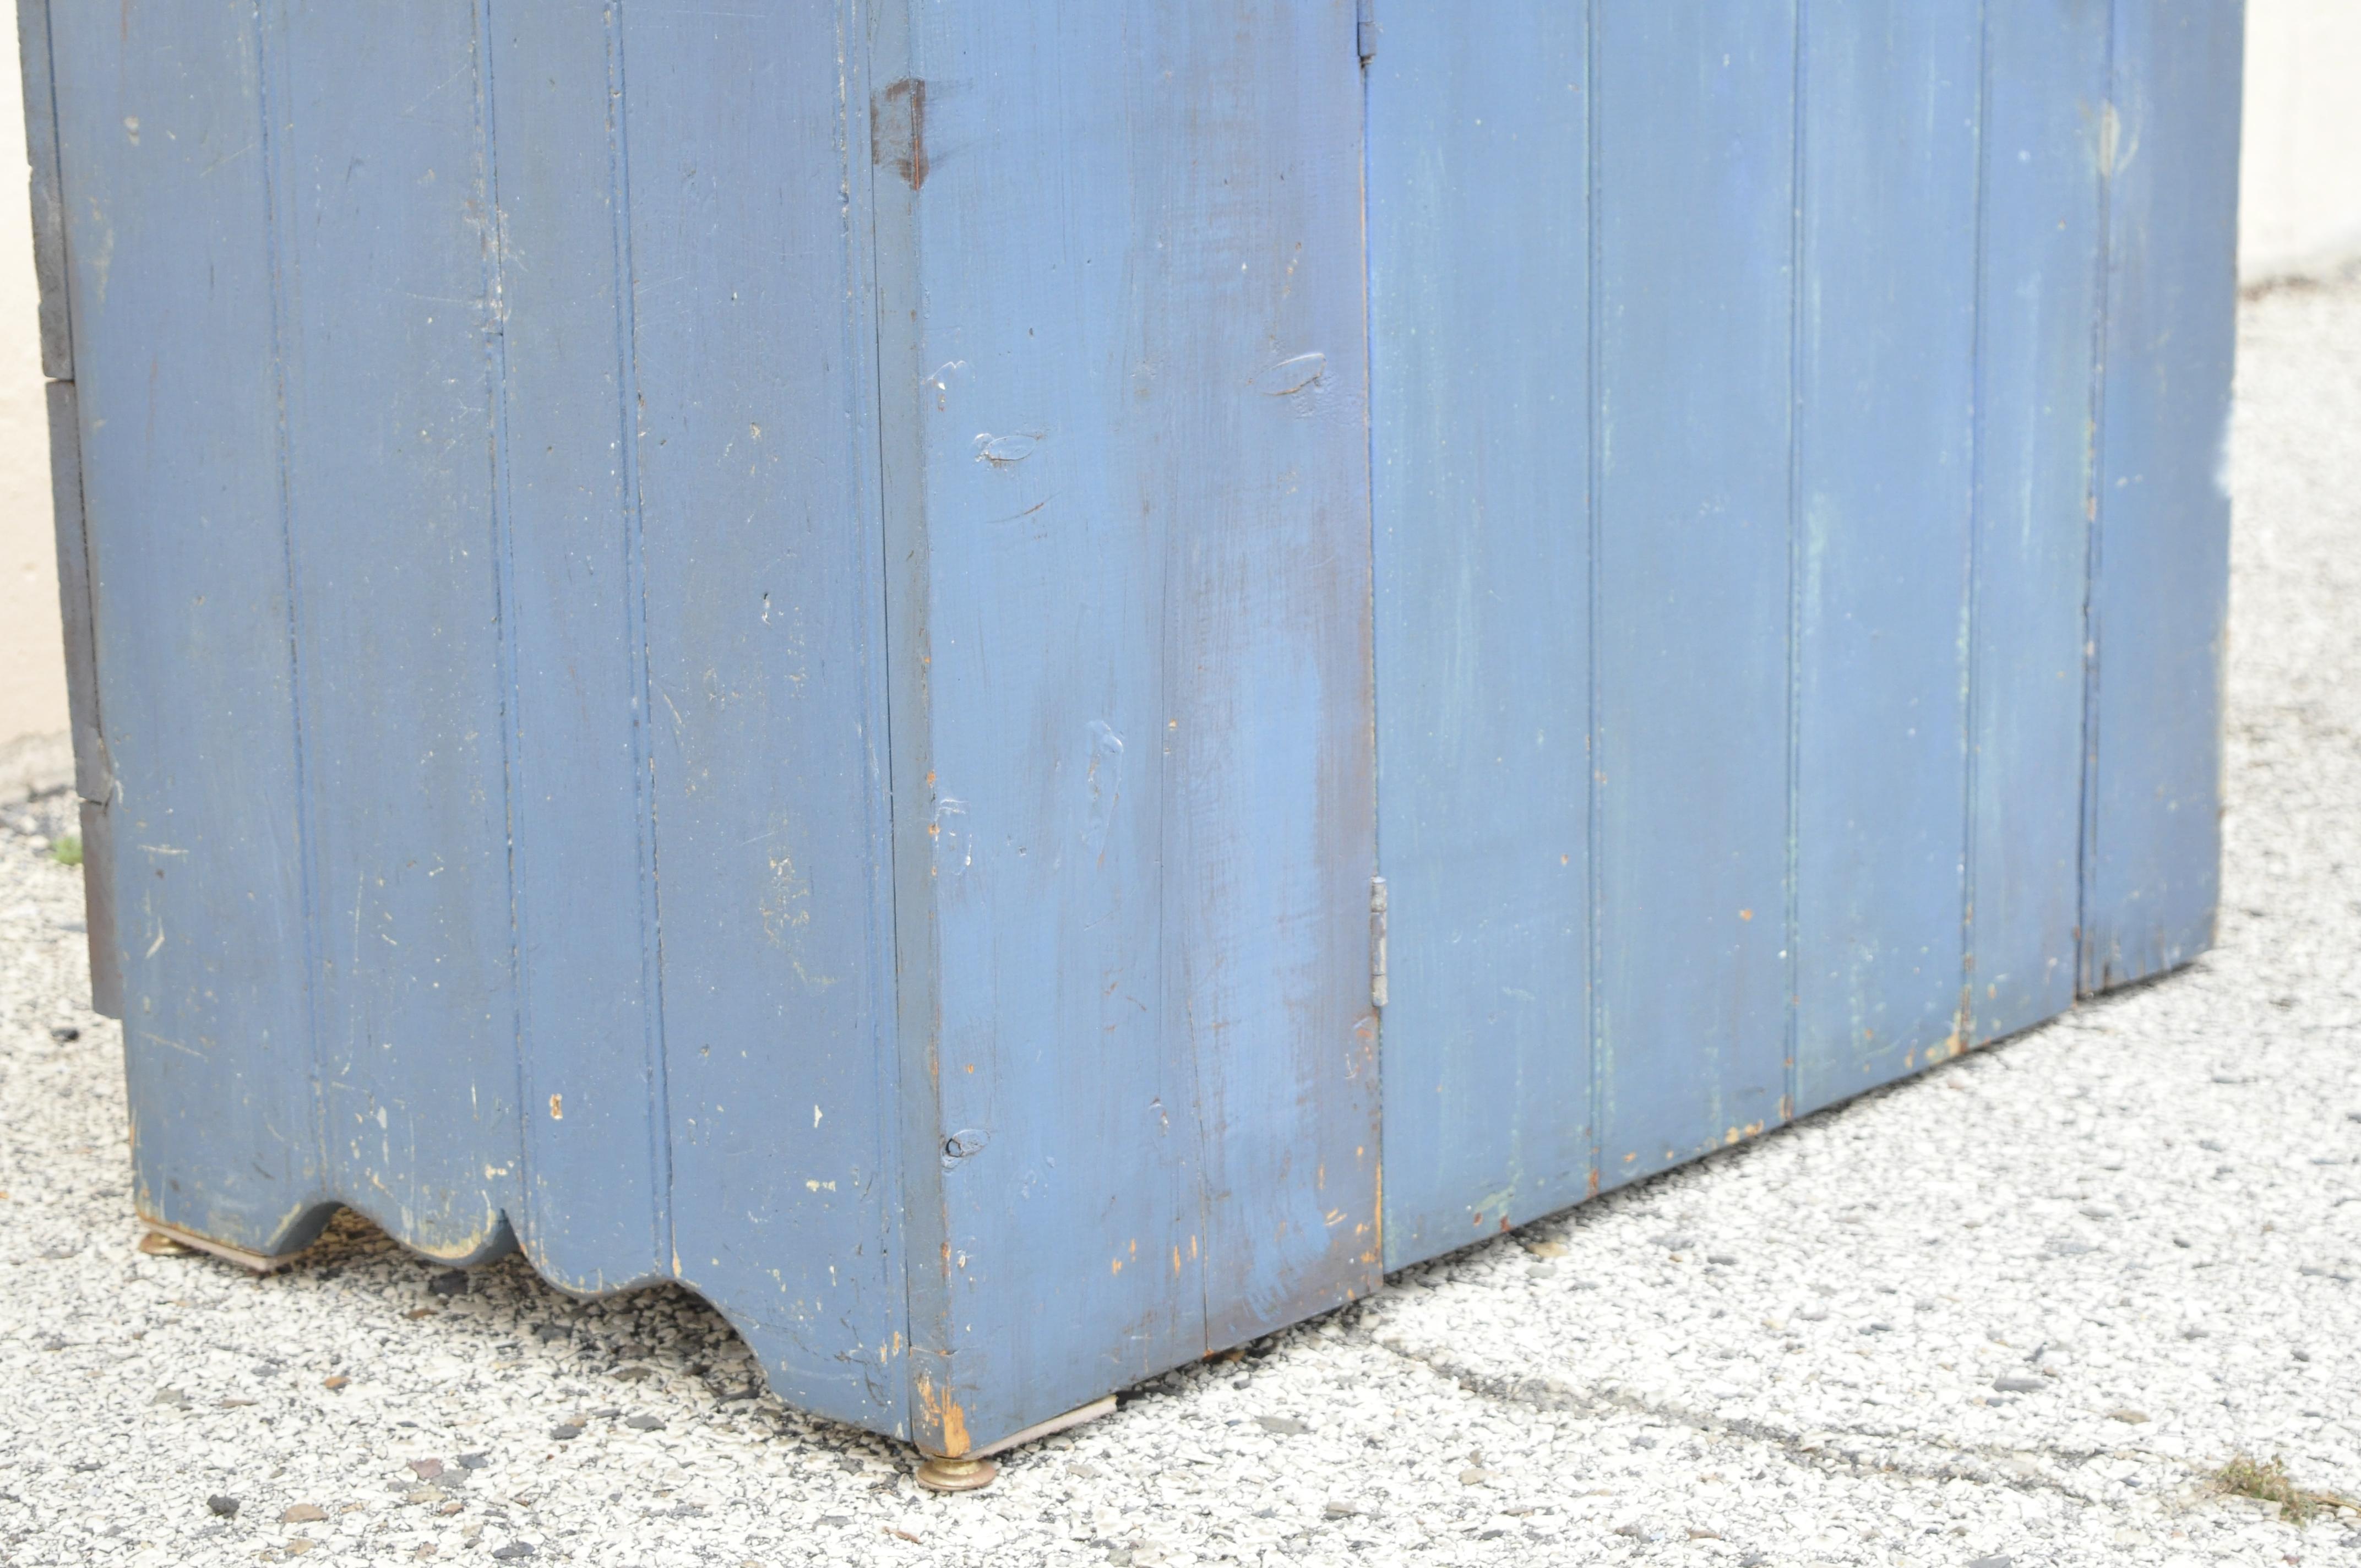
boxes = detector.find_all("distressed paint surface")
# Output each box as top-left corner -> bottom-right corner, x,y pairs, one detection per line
17,0 -> 68,378
38,0 -> 2236,1452
485,0 -> 670,1300
617,1 -> 905,1433
270,1 -> 521,1265
876,0 -> 1380,1452
1969,1 -> 2112,1045
50,0 -> 906,1438
49,0 -> 327,1252
2082,0 -> 2242,989
1591,3 -> 1798,1184
1367,7 -> 1592,1261
1367,0 -> 2235,1268
1792,0 -> 1982,1114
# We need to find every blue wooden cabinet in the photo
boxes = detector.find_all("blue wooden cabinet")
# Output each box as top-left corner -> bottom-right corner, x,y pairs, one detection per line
25,1 -> 2237,1459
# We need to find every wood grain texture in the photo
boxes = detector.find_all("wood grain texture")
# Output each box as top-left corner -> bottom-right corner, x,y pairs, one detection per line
269,2 -> 520,1264
50,0 -> 328,1251
2082,0 -> 2242,990
1592,4 -> 1797,1185
485,0 -> 669,1299
37,0 -> 2239,1457
618,0 -> 905,1434
1792,1 -> 1981,1115
1969,1 -> 2110,1044
1367,6 -> 1592,1263
15,0 -> 70,379
877,0 -> 1379,1452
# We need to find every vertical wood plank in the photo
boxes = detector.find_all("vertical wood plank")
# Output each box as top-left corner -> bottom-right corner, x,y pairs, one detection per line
484,2 -> 669,1295
1593,4 -> 1796,1183
2082,0 -> 2242,989
1792,1 -> 1982,1115
1172,0 -> 1379,1345
273,1 -> 520,1262
1968,1 -> 2110,1044
1367,3 -> 1592,1265
17,0 -> 71,378
872,0 -> 1205,1438
880,0 -> 1378,1450
48,0 -> 326,1250
621,0 -> 906,1432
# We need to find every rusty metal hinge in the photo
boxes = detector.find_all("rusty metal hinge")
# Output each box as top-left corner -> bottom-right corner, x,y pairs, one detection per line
1356,0 -> 1378,64
1369,875 -> 1388,1009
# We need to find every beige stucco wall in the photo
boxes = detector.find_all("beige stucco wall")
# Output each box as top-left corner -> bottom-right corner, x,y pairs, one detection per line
3,3 -> 2360,770
2243,0 -> 2361,283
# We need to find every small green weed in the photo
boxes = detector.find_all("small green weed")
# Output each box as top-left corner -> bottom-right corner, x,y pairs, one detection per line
2214,1453 -> 2356,1523
51,834 -> 82,867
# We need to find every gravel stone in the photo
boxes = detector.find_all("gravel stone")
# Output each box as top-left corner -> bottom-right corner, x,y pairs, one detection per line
6,279 -> 2361,1567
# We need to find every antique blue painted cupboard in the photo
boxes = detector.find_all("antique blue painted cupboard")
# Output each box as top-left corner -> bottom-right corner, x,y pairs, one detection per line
25,1 -> 2238,1459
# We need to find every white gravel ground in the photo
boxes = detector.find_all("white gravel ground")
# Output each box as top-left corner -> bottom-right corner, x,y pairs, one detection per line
4,277 -> 2360,1568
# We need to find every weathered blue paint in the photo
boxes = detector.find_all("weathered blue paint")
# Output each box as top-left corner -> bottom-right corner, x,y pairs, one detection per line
1365,0 -> 2237,1268
486,0 -> 671,1301
1969,1 -> 2112,1046
15,0 -> 67,379
618,3 -> 905,1433
47,0 -> 326,1253
2082,0 -> 2243,990
34,0 -> 2237,1452
1591,4 -> 1798,1184
1367,4 -> 1593,1266
1792,1 -> 1982,1115
874,0 -> 1380,1453
270,2 -> 523,1267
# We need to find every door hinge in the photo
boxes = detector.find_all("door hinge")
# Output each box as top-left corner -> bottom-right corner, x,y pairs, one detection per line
1356,0 -> 1378,64
1369,875 -> 1388,1009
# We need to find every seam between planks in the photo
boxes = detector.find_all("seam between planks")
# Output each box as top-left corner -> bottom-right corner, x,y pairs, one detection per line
1961,0 -> 1994,1044
1350,0 -> 1379,1275
603,0 -> 675,1280
2076,0 -> 2123,994
1780,0 -> 1808,1130
1582,0 -> 1606,1200
252,0 -> 330,1209
474,0 -> 531,1256
833,0 -> 910,1427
